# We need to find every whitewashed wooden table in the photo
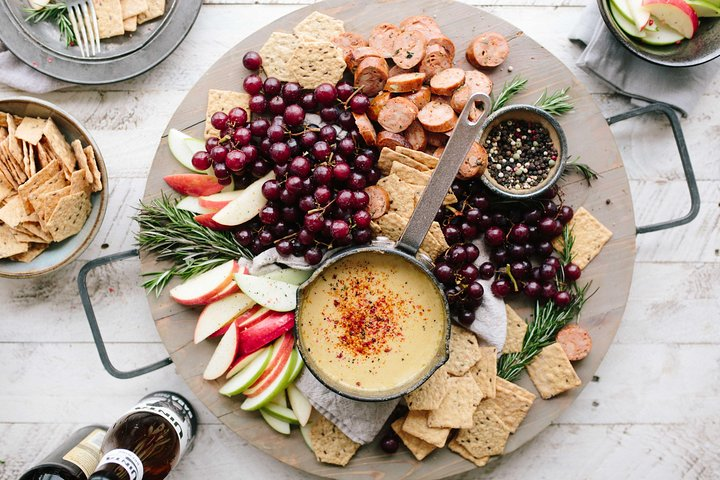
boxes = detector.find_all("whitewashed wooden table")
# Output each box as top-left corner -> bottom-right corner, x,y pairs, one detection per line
1,1 -> 718,479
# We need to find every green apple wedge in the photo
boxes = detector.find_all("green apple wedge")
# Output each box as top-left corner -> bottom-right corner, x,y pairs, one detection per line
212,171 -> 273,226
640,21 -> 685,45
262,404 -> 300,425
235,273 -> 298,312
259,409 -> 291,435
218,346 -> 272,397
287,384 -> 312,426
300,422 -> 314,452
686,0 -> 720,16
611,0 -> 648,37
263,268 -> 314,286
288,349 -> 305,383
176,196 -> 215,215
168,129 -> 207,173
241,349 -> 299,411
611,0 -> 635,21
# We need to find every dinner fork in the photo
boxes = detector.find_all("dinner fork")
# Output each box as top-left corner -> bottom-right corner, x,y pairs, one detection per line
65,0 -> 101,58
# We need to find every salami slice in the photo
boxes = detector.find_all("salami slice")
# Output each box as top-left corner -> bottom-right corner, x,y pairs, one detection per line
466,32 -> 509,68
365,185 -> 391,219
430,68 -> 466,96
377,131 -> 412,150
353,113 -> 377,146
417,101 -> 457,132
369,23 -> 402,58
354,56 -> 389,97
385,73 -> 426,93
403,120 -> 427,151
556,324 -> 592,361
377,97 -> 419,133
419,44 -> 453,82
392,30 -> 427,69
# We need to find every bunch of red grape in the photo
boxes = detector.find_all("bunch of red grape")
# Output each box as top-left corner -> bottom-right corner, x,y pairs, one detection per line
191,51 -> 380,264
434,180 -> 582,323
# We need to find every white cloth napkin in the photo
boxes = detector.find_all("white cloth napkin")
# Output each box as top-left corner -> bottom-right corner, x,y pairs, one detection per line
0,41 -> 70,93
569,1 -> 720,115
467,241 -> 507,353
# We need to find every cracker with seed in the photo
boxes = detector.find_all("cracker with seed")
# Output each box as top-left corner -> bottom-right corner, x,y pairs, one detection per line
0,127 -> 6,141
0,152 -> 18,189
401,410 -> 451,448
18,222 -> 52,243
526,342 -> 581,399
36,186 -> 71,224
391,418 -> 436,461
468,347 -> 497,398
137,0 -> 164,25
21,141 -> 31,178
83,146 -> 102,192
12,243 -> 48,263
42,118 -> 76,177
427,375 -> 483,429
259,32 -> 299,82
376,174 -> 415,218
448,438 -> 490,467
373,212 -> 447,259
18,160 -> 62,200
309,414 -> 360,466
45,191 -> 92,242
14,117 -> 46,146
93,0 -> 125,38
71,140 -> 94,185
0,175 -> 13,204
0,141 -> 23,186
287,41 -> 346,89
0,224 -> 29,258
405,366 -> 449,410
446,325 -> 483,376
378,147 -> 430,175
0,196 -> 28,228
6,114 -> 24,166
121,0 -> 147,18
293,11 -> 345,43
455,409 -> 510,458
37,142 -> 50,168
396,146 -> 439,169
123,16 -> 138,32
552,207 -> 612,269
423,221 -> 450,259
27,143 -> 36,177
204,89 -> 251,139
70,170 -> 92,195
502,305 -> 527,354
479,377 -> 535,433
390,161 -> 431,186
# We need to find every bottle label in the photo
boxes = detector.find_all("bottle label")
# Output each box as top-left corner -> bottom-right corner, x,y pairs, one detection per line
62,428 -> 106,478
130,392 -> 195,457
97,449 -> 143,480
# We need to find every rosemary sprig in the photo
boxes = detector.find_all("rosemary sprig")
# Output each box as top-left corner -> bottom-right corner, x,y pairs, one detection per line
497,282 -> 594,381
557,224 -> 575,266
534,87 -> 574,116
491,76 -> 528,112
563,156 -> 599,186
134,194 -> 251,296
24,2 -> 77,47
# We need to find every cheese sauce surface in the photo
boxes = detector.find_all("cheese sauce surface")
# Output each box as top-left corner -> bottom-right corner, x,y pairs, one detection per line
298,252 -> 446,393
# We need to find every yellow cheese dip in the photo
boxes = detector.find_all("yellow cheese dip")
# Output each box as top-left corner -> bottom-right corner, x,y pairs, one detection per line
298,252 -> 446,395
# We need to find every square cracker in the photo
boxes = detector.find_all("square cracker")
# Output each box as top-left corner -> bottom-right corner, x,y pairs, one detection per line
427,375 -> 483,429
0,196 -> 28,228
454,409 -> 510,458
479,377 -> 535,433
391,418 -> 436,461
1,140 -> 24,185
378,147 -> 430,175
502,305 -> 527,354
293,11 -> 345,43
0,224 -> 29,258
309,414 -> 360,466
405,367 -> 449,411
37,141 -> 50,168
83,146 -> 103,192
401,410 -> 450,448
0,127 -> 7,141
123,16 -> 138,32
468,347 -> 497,399
11,243 -> 48,263
14,117 -> 46,145
93,0 -> 126,39
120,0 -> 147,18
446,325 -> 483,376
526,342 -> 581,399
552,207 -> 612,270
0,175 -> 13,204
396,146 -> 439,169
372,212 -> 447,260
18,159 -> 62,201
448,438 -> 490,468
18,222 -> 52,243
259,32 -> 299,83
42,118 -> 76,176
45,191 -> 92,242
390,160 -> 431,186
287,41 -> 346,89
376,173 -> 415,218
204,89 -> 251,139
71,140 -> 94,185
137,0 -> 165,24
5,115 -> 25,168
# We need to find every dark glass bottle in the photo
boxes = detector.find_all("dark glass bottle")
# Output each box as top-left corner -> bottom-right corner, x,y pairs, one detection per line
88,391 -> 197,480
19,425 -> 108,480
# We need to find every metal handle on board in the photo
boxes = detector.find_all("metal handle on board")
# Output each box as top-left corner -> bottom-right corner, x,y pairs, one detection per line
77,249 -> 173,379
606,103 -> 700,234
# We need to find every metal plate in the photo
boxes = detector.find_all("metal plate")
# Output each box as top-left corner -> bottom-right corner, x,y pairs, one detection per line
0,0 -> 202,84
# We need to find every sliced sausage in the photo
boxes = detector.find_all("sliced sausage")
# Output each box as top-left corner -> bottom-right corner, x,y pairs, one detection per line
427,131 -> 448,147
391,30 -> 427,69
399,15 -> 442,40
377,97 -> 418,133
369,23 -> 402,58
457,141 -> 488,179
430,94 -> 452,107
333,32 -> 368,65
368,91 -> 391,122
389,65 -> 413,77
418,101 -> 457,133
347,46 -> 382,70
427,34 -> 456,58
430,68 -> 466,96
433,146 -> 445,158
556,324 -> 592,361
419,44 -> 453,82
353,113 -> 377,146
354,56 -> 389,97
365,185 -> 391,219
403,120 -> 427,151
450,71 -> 493,113
402,85 -> 431,110
466,32 -> 509,68
377,131 -> 412,150
385,72 -> 426,93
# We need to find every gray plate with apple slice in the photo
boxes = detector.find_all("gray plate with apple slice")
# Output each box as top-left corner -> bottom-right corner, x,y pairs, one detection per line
0,0 -> 202,84
598,0 -> 720,67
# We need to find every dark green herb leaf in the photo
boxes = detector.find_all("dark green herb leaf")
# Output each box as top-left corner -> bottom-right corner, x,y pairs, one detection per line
491,76 -> 528,113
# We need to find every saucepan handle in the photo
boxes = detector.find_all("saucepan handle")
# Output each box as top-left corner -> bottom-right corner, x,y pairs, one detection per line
396,92 -> 492,255
77,249 -> 173,379
606,103 -> 700,234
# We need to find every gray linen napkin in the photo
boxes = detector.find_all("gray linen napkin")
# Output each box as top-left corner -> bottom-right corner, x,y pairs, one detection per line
0,41 -> 70,93
569,1 -> 720,115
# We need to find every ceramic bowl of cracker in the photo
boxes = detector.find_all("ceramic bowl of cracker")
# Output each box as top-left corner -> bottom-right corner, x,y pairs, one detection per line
0,97 -> 108,278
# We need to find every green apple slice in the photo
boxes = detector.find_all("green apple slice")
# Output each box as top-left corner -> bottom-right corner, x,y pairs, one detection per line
263,404 -> 300,425
611,0 -> 634,20
269,390 -> 288,408
287,349 -> 305,383
686,0 -> 720,16
235,274 -> 298,312
611,0 -> 647,37
212,172 -> 273,226
640,21 -> 685,45
218,346 -> 272,397
168,129 -> 207,174
176,196 -> 215,215
241,349 -> 299,411
185,137 -> 207,156
263,268 -> 313,286
300,423 -> 314,452
259,409 -> 291,434
287,384 -> 312,426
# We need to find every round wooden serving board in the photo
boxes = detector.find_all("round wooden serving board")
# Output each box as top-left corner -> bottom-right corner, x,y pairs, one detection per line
141,1 -> 637,478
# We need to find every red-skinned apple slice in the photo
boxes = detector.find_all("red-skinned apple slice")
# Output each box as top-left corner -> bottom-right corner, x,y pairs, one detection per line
243,332 -> 295,396
198,190 -> 245,210
206,279 -> 242,305
225,348 -> 265,379
627,0 -> 652,30
203,320 -> 239,380
194,213 -> 233,231
241,349 -> 299,410
164,174 -> 225,197
213,172 -> 274,226
194,292 -> 255,344
237,311 -> 295,356
643,0 -> 699,37
219,346 -> 272,396
236,305 -> 273,332
176,196 -> 215,215
170,260 -> 238,305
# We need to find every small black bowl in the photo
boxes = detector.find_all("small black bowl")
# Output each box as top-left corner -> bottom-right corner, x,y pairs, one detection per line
597,0 -> 720,67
